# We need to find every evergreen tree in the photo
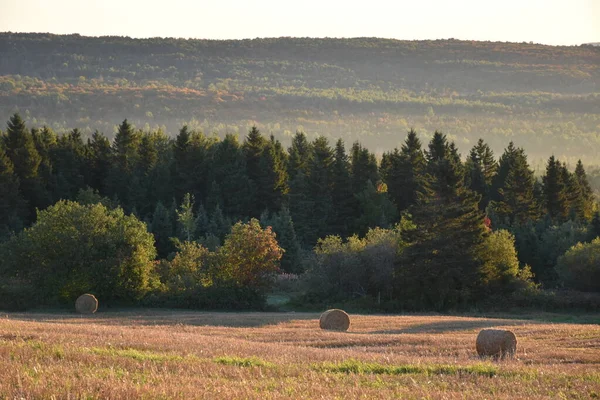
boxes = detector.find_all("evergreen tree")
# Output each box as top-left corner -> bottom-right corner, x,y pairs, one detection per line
3,114 -> 41,181
0,145 -> 26,239
207,204 -> 231,242
287,131 -> 312,180
542,156 -> 570,222
51,129 -> 86,200
354,180 -> 398,235
425,131 -> 463,200
397,168 -> 488,310
86,131 -> 111,194
150,201 -> 175,258
573,160 -> 595,221
330,139 -> 355,237
307,136 -> 335,244
466,138 -> 497,210
288,170 -> 315,247
381,129 -> 426,213
491,143 -> 538,224
261,207 -> 303,273
209,134 -> 253,217
3,114 -> 43,217
176,193 -> 198,242
350,141 -> 379,193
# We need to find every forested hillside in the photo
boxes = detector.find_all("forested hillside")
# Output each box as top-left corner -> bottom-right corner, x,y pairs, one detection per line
2,33 -> 600,163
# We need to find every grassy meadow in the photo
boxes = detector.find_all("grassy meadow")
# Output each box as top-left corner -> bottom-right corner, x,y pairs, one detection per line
0,311 -> 599,399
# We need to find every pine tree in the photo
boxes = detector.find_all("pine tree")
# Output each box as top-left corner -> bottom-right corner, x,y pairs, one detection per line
261,207 -> 303,273
397,168 -> 488,310
288,170 -> 315,247
209,134 -> 254,218
51,129 -> 86,200
425,131 -> 463,200
112,119 -> 140,171
307,136 -> 335,243
150,201 -> 175,258
350,141 -> 379,194
207,204 -> 231,242
354,181 -> 398,235
466,139 -> 497,210
287,131 -> 312,180
250,134 -> 288,216
381,129 -> 426,213
330,139 -> 355,237
86,131 -> 111,194
542,156 -> 570,222
0,145 -> 26,239
491,143 -> 538,225
3,114 -> 43,217
176,193 -> 197,242
573,160 -> 595,221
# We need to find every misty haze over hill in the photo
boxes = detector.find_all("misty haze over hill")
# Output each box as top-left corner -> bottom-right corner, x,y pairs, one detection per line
1,33 -> 600,164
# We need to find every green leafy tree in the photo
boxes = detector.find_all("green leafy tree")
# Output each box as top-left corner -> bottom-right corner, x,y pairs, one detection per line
216,219 -> 283,290
0,201 -> 157,304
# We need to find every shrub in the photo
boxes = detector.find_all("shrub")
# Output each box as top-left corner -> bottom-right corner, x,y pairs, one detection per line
556,238 -> 600,292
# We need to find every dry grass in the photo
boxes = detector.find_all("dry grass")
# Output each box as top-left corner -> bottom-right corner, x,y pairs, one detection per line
0,310 -> 599,399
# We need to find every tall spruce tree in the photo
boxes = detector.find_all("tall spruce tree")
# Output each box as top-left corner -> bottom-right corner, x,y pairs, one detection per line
209,134 -> 253,218
0,145 -> 26,239
287,131 -> 312,180
350,141 -> 379,194
466,138 -> 497,210
3,114 -> 43,217
397,137 -> 488,309
331,139 -> 355,237
307,136 -> 335,244
288,170 -> 315,247
381,129 -> 426,213
261,207 -> 303,273
573,160 -> 595,221
491,143 -> 538,225
86,131 -> 111,194
542,156 -> 570,222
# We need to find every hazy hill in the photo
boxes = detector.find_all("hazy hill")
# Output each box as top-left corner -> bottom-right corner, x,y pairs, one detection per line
1,33 -> 600,163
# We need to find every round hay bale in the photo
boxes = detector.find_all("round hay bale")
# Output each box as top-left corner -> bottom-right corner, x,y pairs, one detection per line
75,294 -> 98,314
319,309 -> 350,331
476,329 -> 517,359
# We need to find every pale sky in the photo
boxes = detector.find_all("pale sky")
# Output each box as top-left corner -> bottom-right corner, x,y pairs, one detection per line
0,0 -> 598,45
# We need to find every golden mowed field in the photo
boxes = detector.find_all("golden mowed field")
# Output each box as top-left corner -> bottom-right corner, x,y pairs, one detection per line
0,310 -> 599,399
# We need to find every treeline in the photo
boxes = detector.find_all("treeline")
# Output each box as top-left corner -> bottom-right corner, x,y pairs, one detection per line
1,114 -> 599,310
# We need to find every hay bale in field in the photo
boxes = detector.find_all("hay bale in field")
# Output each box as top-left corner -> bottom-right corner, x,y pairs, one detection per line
75,294 -> 98,314
476,329 -> 517,359
319,309 -> 350,331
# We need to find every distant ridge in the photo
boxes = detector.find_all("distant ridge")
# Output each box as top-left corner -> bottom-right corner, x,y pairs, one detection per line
1,33 -> 600,161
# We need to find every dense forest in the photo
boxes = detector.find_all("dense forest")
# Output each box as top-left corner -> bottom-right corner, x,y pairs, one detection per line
2,33 -> 600,164
1,114 -> 599,311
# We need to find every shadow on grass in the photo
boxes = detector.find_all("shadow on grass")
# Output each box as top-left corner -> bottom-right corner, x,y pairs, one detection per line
368,318 -> 533,335
0,309 -> 320,328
